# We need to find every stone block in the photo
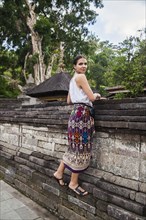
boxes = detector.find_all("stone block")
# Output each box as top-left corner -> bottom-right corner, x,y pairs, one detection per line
0,151 -> 14,160
58,205 -> 87,220
130,191 -> 136,201
96,199 -> 108,212
113,176 -> 139,191
136,192 -> 146,205
81,182 -> 95,194
14,156 -> 28,165
37,191 -> 58,211
141,136 -> 146,153
18,164 -> 35,177
54,144 -> 67,152
18,147 -> 33,155
38,140 -> 55,151
93,187 -> 146,216
4,174 -> 15,184
0,142 -> 18,151
0,165 -> 7,174
42,183 -> 60,196
107,204 -> 146,220
45,168 -> 54,177
16,170 -> 31,180
26,161 -> 36,170
0,133 -> 19,146
15,174 -> 27,183
68,195 -> 96,214
29,156 -> 49,167
86,212 -> 102,220
25,185 -> 40,200
31,151 -> 44,158
96,209 -> 115,220
1,147 -> 16,156
96,179 -> 132,199
17,151 -> 31,159
140,159 -> 146,182
93,187 -> 109,202
34,163 -> 46,174
43,155 -> 55,161
139,183 -> 146,193
31,172 -> 49,187
14,179 -> 26,193
98,152 -> 140,180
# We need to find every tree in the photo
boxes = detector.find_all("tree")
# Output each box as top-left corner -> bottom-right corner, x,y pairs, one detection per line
0,0 -> 103,85
104,36 -> 146,97
0,50 -> 21,97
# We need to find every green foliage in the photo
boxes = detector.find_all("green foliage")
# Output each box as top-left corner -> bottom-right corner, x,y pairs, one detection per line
0,0 -> 145,98
0,75 -> 20,97
90,36 -> 146,98
0,50 -> 22,97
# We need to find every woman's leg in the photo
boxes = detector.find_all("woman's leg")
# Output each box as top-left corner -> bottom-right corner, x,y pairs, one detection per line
69,173 -> 88,195
53,161 -> 65,185
69,173 -> 79,188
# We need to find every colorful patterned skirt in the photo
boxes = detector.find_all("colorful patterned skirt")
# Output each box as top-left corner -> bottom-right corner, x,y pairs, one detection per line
63,104 -> 95,173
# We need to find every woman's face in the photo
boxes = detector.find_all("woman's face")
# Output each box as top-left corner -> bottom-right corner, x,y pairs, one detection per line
74,58 -> 87,74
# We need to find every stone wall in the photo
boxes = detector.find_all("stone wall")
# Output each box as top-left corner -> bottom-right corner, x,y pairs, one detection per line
0,98 -> 146,220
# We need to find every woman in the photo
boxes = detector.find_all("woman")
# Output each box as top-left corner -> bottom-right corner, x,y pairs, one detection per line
54,55 -> 101,196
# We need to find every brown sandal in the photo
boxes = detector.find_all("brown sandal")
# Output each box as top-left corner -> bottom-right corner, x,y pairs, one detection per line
69,185 -> 88,196
53,176 -> 67,186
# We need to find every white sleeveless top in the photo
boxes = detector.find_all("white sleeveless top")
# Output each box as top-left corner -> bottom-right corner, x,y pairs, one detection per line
69,73 -> 93,107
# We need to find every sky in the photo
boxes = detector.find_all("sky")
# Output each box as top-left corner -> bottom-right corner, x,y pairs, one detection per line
89,0 -> 146,45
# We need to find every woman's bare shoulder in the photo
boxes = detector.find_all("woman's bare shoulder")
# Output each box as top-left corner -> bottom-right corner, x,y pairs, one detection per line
75,74 -> 86,82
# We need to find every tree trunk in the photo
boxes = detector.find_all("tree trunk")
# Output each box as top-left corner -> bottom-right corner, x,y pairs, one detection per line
22,52 -> 29,83
24,0 -> 46,85
56,42 -> 65,73
45,54 -> 56,79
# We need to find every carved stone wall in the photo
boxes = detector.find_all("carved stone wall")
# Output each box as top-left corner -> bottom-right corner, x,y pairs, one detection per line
0,98 -> 146,220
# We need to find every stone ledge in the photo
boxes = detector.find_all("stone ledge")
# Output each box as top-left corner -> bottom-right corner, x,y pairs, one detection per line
93,187 -> 146,216
107,204 -> 146,220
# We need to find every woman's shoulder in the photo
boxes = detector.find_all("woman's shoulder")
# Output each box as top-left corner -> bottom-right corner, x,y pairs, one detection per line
75,73 -> 86,82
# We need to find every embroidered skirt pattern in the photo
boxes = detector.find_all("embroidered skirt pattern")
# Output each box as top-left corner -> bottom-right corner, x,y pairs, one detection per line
63,104 -> 95,173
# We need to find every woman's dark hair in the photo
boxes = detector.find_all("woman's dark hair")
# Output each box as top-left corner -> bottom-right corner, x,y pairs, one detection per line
73,55 -> 86,65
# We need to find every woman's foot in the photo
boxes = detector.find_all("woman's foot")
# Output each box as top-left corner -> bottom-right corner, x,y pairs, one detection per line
69,184 -> 88,196
53,172 -> 66,186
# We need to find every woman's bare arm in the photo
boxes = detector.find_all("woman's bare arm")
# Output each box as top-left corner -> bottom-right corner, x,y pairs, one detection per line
67,92 -> 72,104
75,74 -> 101,101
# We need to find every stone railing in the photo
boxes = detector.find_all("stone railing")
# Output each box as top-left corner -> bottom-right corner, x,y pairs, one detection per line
0,97 -> 146,220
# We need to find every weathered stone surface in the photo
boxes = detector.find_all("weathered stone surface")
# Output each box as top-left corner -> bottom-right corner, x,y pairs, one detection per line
15,174 -> 28,183
68,195 -> 96,214
29,156 -> 48,167
86,212 -> 103,220
96,200 -> 108,212
18,147 -> 33,155
0,98 -> 146,220
112,176 -> 139,191
17,151 -> 30,160
42,183 -> 60,196
107,204 -> 146,220
0,150 -> 14,159
14,156 -> 28,165
31,172 -> 49,187
31,151 -> 44,158
96,180 -> 132,199
139,183 -> 146,193
0,165 -> 6,174
18,164 -> 35,176
93,187 -> 146,216
136,192 -> 146,205
140,159 -> 146,182
58,205 -> 87,220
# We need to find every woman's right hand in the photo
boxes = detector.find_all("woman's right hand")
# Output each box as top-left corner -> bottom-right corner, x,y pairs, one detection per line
94,93 -> 101,100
